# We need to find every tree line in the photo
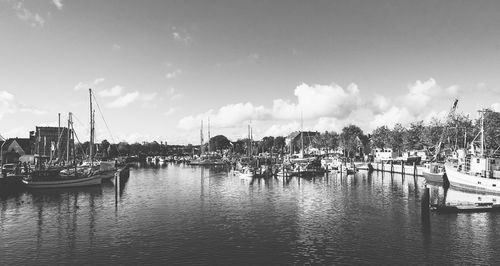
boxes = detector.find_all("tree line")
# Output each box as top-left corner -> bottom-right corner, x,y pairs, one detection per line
77,110 -> 500,159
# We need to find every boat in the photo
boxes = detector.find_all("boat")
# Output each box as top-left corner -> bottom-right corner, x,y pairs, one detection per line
23,89 -> 104,188
23,168 -> 101,188
422,163 -> 445,183
444,109 -> 500,193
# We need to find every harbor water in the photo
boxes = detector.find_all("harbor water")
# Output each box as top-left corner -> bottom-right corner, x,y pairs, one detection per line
1,163 -> 500,265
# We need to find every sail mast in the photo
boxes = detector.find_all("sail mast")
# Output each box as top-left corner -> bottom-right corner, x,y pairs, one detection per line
200,120 -> 204,156
89,89 -> 93,166
300,111 -> 304,157
208,117 -> 211,153
480,109 -> 485,157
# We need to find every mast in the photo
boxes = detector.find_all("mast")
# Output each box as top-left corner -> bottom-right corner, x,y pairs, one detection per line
300,112 -> 304,157
58,113 -> 60,160
247,124 -> 251,157
89,88 -> 93,165
464,127 -> 467,149
67,112 -> 72,166
208,117 -> 211,153
480,109 -> 485,157
200,120 -> 204,156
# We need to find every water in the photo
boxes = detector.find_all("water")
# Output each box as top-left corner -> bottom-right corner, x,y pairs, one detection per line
1,163 -> 500,265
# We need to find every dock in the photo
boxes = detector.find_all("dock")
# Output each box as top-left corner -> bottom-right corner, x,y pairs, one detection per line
368,161 -> 424,177
430,202 -> 500,213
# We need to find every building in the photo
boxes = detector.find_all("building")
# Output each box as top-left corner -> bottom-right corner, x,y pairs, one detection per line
31,127 -> 73,161
0,138 -> 31,164
373,148 -> 398,161
286,131 -> 320,154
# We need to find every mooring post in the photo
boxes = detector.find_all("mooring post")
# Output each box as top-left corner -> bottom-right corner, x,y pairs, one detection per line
401,161 -> 404,176
114,170 -> 119,206
413,162 -> 417,185
390,160 -> 393,174
421,186 -> 430,218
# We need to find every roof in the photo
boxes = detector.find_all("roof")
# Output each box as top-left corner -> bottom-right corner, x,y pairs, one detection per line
1,138 -> 31,153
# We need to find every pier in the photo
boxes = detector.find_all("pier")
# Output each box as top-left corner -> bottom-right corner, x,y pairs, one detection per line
369,161 -> 424,177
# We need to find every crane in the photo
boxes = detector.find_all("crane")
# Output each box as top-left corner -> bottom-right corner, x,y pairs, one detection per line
431,99 -> 458,162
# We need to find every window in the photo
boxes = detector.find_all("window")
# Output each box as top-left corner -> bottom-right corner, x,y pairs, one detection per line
492,160 -> 495,164
493,184 -> 497,187
477,159 -> 480,163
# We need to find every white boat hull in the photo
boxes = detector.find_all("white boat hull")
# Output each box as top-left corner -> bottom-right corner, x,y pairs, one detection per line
23,175 -> 102,188
422,169 -> 444,183
445,164 -> 500,194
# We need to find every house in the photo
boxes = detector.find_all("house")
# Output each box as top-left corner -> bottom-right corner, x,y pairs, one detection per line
0,138 -> 32,164
373,148 -> 397,161
402,150 -> 430,162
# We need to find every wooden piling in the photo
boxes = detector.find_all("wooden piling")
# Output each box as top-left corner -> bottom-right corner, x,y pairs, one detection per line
413,162 -> 417,185
421,186 -> 430,218
114,170 -> 119,206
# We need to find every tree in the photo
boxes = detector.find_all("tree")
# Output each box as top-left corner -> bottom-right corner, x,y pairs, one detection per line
422,118 -> 443,149
101,139 -> 110,158
389,123 -> 406,155
371,126 -> 391,149
117,142 -> 130,155
209,135 -> 231,153
483,110 -> 500,152
261,136 -> 275,153
403,121 -> 425,150
273,136 -> 286,155
233,139 -> 246,155
340,125 -> 364,158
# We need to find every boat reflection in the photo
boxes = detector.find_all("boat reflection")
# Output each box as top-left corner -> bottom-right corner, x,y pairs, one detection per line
427,182 -> 500,206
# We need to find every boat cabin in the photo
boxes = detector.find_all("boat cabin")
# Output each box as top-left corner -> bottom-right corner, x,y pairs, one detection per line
466,156 -> 500,178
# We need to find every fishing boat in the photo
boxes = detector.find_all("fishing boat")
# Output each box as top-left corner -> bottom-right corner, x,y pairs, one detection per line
422,163 -> 445,183
444,109 -> 500,193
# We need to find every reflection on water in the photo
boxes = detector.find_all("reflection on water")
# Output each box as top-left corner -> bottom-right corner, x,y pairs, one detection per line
1,164 -> 500,265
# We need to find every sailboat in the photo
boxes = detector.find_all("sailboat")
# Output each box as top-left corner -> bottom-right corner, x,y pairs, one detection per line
444,109 -> 500,193
23,89 -> 104,188
189,118 -> 224,166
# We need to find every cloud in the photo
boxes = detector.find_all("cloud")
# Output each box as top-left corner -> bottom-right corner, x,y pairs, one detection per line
0,90 -> 47,119
492,103 -> 500,112
272,83 -> 361,120
112,43 -> 121,50
248,53 -> 260,60
177,78 -> 467,142
166,69 -> 182,79
370,95 -> 391,115
98,85 -> 123,97
74,78 -> 105,90
172,27 -> 193,45
403,78 -> 459,115
164,108 -> 175,116
166,87 -> 183,100
370,106 -> 414,129
12,2 -> 45,27
178,82 -> 362,130
264,122 -> 300,137
106,91 -> 140,108
141,92 -> 157,102
51,0 -> 63,10
178,102 -> 270,130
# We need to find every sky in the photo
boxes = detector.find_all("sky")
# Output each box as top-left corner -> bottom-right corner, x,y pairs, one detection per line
1,0 -> 500,144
